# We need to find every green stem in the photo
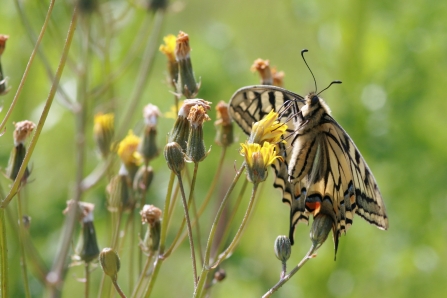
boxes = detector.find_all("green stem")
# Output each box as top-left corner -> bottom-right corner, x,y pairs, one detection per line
131,250 -> 155,298
193,163 -> 245,298
262,246 -> 317,298
17,191 -> 31,298
177,174 -> 198,287
85,263 -> 90,298
116,10 -> 165,139
0,0 -> 56,134
213,179 -> 248,260
112,278 -> 126,298
167,148 -> 228,257
209,183 -> 259,269
0,208 -> 7,297
142,172 -> 175,297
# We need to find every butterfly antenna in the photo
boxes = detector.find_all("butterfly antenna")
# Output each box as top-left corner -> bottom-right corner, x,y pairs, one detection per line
301,49 -> 317,92
317,80 -> 342,95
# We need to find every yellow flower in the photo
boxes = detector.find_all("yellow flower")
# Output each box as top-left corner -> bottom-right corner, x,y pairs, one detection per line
93,113 -> 114,158
248,110 -> 288,144
240,141 -> 283,184
159,34 -> 176,62
117,130 -> 142,166
165,101 -> 184,119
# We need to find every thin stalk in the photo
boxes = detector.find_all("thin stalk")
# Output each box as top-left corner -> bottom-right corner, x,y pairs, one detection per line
116,10 -> 165,139
213,179 -> 248,260
85,263 -> 90,298
143,172 -> 176,297
262,246 -> 317,298
14,0 -> 74,109
131,250 -> 155,298
168,148 -> 228,256
0,208 -> 7,297
176,173 -> 198,287
210,183 -> 259,269
112,278 -> 126,298
17,191 -> 31,298
193,163 -> 245,298
0,0 -> 56,133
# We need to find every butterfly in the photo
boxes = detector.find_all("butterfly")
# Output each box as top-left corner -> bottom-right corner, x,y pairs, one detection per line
229,82 -> 389,255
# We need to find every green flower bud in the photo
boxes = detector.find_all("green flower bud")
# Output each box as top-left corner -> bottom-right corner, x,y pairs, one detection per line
274,235 -> 291,263
164,142 -> 185,175
214,101 -> 234,147
175,31 -> 200,98
133,165 -> 154,193
78,221 -> 100,263
99,248 -> 120,280
140,205 -> 162,252
186,105 -> 211,163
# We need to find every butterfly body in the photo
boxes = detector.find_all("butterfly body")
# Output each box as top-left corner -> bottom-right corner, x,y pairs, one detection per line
229,85 -> 388,253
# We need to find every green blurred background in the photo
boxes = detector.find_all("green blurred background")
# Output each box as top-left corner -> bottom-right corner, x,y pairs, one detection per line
1,0 -> 447,297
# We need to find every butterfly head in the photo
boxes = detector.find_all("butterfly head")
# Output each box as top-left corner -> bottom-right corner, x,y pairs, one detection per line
301,92 -> 331,120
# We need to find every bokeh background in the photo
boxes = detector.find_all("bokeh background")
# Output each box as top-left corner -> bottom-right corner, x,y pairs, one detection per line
1,0 -> 446,297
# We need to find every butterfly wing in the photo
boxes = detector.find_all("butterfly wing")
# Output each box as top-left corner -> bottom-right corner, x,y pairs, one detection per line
296,114 -> 388,252
229,85 -> 310,228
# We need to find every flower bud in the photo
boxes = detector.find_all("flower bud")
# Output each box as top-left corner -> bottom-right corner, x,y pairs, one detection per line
140,205 -> 162,252
272,67 -> 285,87
213,269 -> 226,282
93,113 -> 114,159
164,142 -> 185,175
0,34 -> 9,57
6,121 -> 36,182
310,213 -> 333,251
186,105 -> 210,163
147,0 -> 168,12
175,31 -> 200,98
214,101 -> 234,147
107,174 -> 132,212
99,248 -> 120,280
274,235 -> 291,263
133,165 -> 154,193
251,59 -> 273,85
78,221 -> 100,263
140,104 -> 160,162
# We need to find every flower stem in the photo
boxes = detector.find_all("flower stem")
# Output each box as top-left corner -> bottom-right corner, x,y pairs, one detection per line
17,191 -> 31,298
85,262 -> 90,298
209,182 -> 259,269
142,171 -> 175,297
176,173 -> 198,287
112,277 -> 127,298
131,250 -> 155,298
193,163 -> 245,298
262,246 -> 317,298
0,207 -> 7,297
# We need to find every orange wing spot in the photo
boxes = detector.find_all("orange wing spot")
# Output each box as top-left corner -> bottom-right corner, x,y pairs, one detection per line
306,201 -> 321,215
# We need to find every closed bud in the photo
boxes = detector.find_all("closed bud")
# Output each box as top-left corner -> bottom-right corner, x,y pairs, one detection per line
274,235 -> 291,263
107,174 -> 132,212
78,221 -> 100,263
140,104 -> 160,162
7,121 -> 36,182
164,142 -> 185,175
99,248 -> 120,280
140,205 -> 162,252
272,67 -> 285,87
213,269 -> 226,282
133,165 -> 154,193
0,34 -> 10,96
175,31 -> 200,98
186,105 -> 211,163
0,34 -> 8,56
310,213 -> 333,251
214,101 -> 233,147
147,0 -> 168,12
251,59 -> 273,85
